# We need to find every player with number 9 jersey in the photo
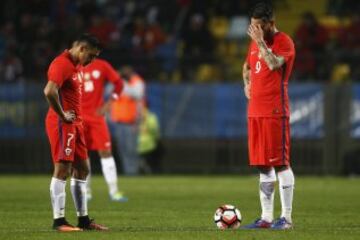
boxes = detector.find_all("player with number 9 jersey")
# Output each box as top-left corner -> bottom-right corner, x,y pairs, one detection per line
246,32 -> 295,118
246,32 -> 295,166
241,3 -> 296,230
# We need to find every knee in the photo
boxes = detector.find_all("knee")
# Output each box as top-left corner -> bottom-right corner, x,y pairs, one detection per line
81,166 -> 90,177
72,168 -> 89,180
72,163 -> 90,180
99,150 -> 112,158
275,165 -> 290,172
80,165 -> 90,178
53,162 -> 72,180
257,166 -> 273,174
259,167 -> 277,182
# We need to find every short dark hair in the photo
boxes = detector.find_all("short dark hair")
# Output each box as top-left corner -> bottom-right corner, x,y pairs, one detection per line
250,2 -> 274,22
74,33 -> 102,50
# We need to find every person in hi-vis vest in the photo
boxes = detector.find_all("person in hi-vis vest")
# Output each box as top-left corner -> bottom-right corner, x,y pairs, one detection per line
110,66 -> 145,175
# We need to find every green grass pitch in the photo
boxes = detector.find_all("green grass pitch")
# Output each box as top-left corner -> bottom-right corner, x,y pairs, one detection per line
0,175 -> 359,239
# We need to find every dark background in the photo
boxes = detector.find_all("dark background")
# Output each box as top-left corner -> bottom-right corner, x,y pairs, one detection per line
0,0 -> 359,175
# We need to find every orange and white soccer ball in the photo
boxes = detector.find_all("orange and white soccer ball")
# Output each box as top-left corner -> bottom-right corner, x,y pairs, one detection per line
214,204 -> 242,229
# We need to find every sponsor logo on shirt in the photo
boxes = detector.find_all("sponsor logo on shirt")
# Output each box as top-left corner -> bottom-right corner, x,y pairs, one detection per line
92,70 -> 101,79
65,147 -> 72,156
84,72 -> 91,81
272,108 -> 280,114
269,157 -> 278,162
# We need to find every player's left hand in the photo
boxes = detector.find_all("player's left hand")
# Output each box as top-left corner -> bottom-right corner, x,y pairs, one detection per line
96,100 -> 112,116
247,24 -> 264,43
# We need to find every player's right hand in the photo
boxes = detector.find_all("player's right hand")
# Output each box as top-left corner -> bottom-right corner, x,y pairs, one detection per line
62,110 -> 76,123
244,83 -> 251,99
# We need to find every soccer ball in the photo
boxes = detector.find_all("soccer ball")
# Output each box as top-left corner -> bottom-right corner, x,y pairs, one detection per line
214,204 -> 242,229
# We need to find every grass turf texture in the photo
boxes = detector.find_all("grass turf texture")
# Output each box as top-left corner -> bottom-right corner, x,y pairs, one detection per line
0,175 -> 359,240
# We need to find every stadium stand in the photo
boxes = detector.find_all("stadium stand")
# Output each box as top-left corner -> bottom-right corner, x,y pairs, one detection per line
0,0 -> 359,82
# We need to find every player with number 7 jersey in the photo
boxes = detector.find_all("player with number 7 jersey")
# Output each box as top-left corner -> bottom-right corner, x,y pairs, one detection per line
44,34 -> 109,232
45,50 -> 88,163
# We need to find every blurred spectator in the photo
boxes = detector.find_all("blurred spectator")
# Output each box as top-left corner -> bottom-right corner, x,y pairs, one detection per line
293,46 -> 316,81
0,49 -> 23,82
132,16 -> 146,54
294,12 -> 329,52
155,35 -> 178,76
110,66 -> 145,175
143,22 -> 166,53
337,14 -> 360,80
132,15 -> 166,54
138,103 -> 163,174
294,12 -> 330,80
0,21 -> 17,59
16,13 -> 36,46
88,14 -> 117,47
182,13 -> 215,79
183,13 -> 214,59
50,0 -> 78,25
0,0 -> 358,82
337,14 -> 360,53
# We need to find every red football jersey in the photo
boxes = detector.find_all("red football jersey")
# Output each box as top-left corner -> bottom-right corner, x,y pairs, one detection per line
47,50 -> 83,124
81,58 -> 123,118
246,32 -> 295,117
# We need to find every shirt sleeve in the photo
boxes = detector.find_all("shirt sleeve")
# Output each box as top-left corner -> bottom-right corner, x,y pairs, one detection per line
47,59 -> 69,87
103,60 -> 124,99
274,36 -> 295,63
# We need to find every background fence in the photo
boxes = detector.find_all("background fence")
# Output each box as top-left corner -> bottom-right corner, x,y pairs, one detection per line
0,82 -> 359,175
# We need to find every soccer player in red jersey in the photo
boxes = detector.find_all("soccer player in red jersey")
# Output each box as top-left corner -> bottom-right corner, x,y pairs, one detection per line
82,58 -> 128,202
241,3 -> 295,230
44,34 -> 108,231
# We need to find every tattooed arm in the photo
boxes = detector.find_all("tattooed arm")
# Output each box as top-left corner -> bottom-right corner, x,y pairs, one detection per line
247,24 -> 285,70
243,62 -> 251,99
243,62 -> 250,85
256,39 -> 285,70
